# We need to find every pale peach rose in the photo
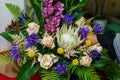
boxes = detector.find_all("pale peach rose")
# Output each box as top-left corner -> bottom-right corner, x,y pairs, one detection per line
38,54 -> 58,69
80,55 -> 92,67
41,36 -> 55,49
75,17 -> 85,27
26,22 -> 40,35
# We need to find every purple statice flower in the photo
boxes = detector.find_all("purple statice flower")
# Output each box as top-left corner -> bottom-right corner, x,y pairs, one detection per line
42,7 -> 54,18
44,23 -> 59,33
90,50 -> 99,59
54,2 -> 64,11
18,12 -> 28,25
54,61 -> 68,75
10,44 -> 21,62
26,33 -> 39,47
78,27 -> 89,40
62,14 -> 74,24
93,23 -> 103,34
43,0 -> 53,7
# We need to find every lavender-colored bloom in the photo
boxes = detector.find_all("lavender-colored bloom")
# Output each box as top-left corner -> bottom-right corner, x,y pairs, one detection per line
18,16 -> 23,25
90,50 -> 99,59
10,44 -> 21,62
21,12 -> 28,20
62,14 -> 74,24
43,0 -> 53,7
42,7 -> 54,18
26,33 -> 39,47
51,16 -> 60,27
78,27 -> 89,40
54,2 -> 64,11
93,23 -> 103,34
54,61 -> 68,74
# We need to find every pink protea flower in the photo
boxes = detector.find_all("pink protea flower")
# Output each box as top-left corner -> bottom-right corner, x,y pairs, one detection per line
54,2 -> 64,11
43,0 -> 53,7
42,7 -> 54,18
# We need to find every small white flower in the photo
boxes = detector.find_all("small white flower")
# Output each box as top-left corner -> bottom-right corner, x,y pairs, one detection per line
75,17 -> 85,27
26,22 -> 40,35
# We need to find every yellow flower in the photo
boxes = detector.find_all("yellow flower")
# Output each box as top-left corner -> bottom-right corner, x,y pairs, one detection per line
72,59 -> 79,65
57,48 -> 64,54
85,39 -> 92,46
28,50 -> 35,57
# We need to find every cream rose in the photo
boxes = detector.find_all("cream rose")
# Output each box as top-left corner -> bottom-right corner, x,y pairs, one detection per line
80,55 -> 92,67
38,54 -> 58,69
41,36 -> 55,49
75,17 -> 85,27
26,22 -> 40,35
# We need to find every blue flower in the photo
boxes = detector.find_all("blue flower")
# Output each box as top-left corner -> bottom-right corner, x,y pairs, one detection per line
93,23 -> 103,34
54,61 -> 68,74
10,44 -> 21,62
62,14 -> 74,24
78,27 -> 89,40
26,33 -> 39,47
90,50 -> 99,59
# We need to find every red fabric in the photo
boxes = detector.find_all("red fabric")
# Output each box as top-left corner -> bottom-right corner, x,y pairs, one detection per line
0,74 -> 16,80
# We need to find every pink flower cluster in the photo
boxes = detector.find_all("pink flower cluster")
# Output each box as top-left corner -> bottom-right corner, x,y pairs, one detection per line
42,0 -> 64,33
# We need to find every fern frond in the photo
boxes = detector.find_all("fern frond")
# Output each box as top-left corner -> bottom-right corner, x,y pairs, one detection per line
75,66 -> 100,80
0,53 -> 11,62
41,69 -> 60,80
5,3 -> 20,20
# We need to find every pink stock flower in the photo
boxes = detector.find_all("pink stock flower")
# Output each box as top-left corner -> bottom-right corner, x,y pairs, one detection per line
55,11 -> 64,19
51,16 -> 60,27
42,7 -> 54,18
43,0 -> 53,7
54,2 -> 64,11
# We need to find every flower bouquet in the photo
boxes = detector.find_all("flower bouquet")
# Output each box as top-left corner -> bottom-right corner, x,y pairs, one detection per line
1,0 -> 120,80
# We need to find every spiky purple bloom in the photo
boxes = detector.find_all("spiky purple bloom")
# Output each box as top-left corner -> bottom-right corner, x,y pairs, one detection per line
10,44 -> 21,62
78,27 -> 89,40
42,7 -> 54,18
54,61 -> 68,74
43,0 -> 53,7
62,14 -> 74,24
93,23 -> 103,34
26,33 -> 39,47
54,2 -> 64,11
90,50 -> 99,59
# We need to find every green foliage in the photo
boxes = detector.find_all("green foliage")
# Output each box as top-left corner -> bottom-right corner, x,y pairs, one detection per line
69,63 -> 100,80
5,3 -> 20,20
41,69 -> 60,80
0,53 -> 11,62
0,31 -> 19,43
67,0 -> 89,13
102,60 -> 120,80
17,61 -> 40,80
29,0 -> 45,28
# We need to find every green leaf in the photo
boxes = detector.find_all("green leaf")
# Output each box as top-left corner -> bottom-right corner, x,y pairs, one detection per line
0,53 -> 11,62
67,0 -> 89,13
41,69 -> 60,80
5,3 -> 20,20
74,12 -> 85,21
0,31 -> 19,43
17,61 -> 40,80
93,56 -> 110,68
